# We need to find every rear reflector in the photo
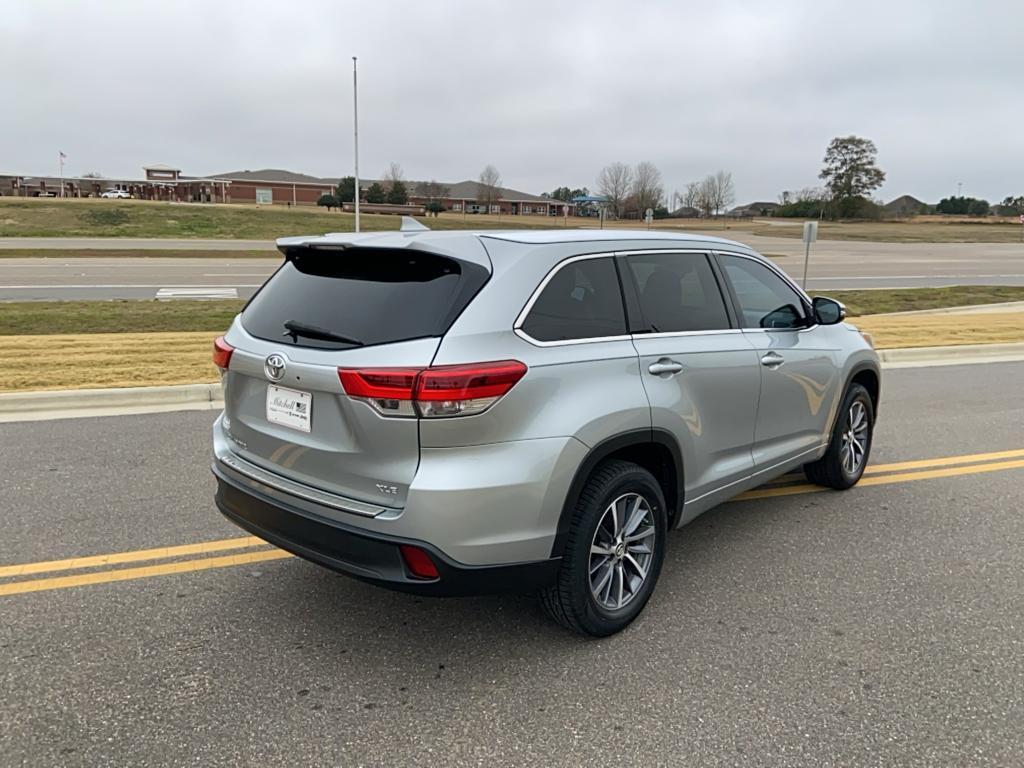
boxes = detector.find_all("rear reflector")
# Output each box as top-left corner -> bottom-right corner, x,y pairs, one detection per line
213,336 -> 234,370
338,360 -> 527,418
399,545 -> 439,580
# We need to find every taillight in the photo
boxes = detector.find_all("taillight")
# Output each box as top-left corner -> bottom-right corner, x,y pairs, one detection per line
338,360 -> 527,418
338,368 -> 419,417
415,361 -> 527,417
212,336 -> 234,370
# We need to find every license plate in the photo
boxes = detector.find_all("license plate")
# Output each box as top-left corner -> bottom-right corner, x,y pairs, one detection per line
266,385 -> 312,433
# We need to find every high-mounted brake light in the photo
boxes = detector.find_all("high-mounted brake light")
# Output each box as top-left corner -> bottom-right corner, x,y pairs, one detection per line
213,336 -> 234,370
338,360 -> 527,418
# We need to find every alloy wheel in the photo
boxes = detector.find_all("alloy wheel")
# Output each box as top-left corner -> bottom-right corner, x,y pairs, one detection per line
589,492 -> 656,611
841,400 -> 869,475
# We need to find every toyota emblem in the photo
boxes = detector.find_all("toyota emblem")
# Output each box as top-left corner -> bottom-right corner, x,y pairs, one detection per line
264,353 -> 287,382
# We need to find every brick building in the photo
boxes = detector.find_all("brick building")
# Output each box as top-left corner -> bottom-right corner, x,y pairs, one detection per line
0,166 -> 571,215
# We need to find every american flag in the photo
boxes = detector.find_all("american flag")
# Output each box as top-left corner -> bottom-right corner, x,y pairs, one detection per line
59,151 -> 66,160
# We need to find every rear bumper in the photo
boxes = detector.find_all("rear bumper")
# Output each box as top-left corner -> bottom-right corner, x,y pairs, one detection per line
213,464 -> 560,596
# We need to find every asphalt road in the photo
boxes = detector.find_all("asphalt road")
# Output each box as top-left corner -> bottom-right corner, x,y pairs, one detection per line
2,361 -> 1023,766
1,235 -> 1023,299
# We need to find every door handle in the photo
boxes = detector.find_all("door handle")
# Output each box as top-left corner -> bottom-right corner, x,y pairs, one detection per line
760,352 -> 785,369
648,359 -> 684,376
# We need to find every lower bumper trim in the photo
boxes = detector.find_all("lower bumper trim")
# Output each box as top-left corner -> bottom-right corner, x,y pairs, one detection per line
213,464 -> 560,597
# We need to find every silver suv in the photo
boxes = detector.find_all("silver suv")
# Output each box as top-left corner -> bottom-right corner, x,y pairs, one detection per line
212,228 -> 879,636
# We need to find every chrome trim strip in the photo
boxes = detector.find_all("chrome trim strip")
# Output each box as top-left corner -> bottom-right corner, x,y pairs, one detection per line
631,328 -> 743,340
513,328 -> 632,348
218,451 -> 389,518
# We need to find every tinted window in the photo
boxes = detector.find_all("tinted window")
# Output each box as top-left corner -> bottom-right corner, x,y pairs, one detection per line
627,252 -> 731,333
719,255 -> 807,329
521,257 -> 627,342
242,248 -> 488,349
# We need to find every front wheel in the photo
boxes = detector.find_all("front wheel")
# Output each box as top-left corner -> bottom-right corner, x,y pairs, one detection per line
804,382 -> 874,489
540,460 -> 667,637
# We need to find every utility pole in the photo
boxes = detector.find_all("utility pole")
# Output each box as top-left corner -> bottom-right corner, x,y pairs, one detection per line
352,56 -> 360,233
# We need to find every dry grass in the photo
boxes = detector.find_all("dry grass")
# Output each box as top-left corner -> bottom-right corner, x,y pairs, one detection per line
4,315 -> 1024,392
3,197 -> 1022,243
855,312 -> 1024,349
0,332 -> 217,392
0,197 -> 553,239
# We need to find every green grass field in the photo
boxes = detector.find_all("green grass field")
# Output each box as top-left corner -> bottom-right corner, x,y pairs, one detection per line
810,286 -> 1024,316
4,286 -> 1024,337
3,197 -> 1023,243
0,198 -> 551,239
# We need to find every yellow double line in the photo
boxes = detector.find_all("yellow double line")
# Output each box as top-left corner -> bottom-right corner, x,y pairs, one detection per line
2,447 -> 1023,598
0,536 -> 290,597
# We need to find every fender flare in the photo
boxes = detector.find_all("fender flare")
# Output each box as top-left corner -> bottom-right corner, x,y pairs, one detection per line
549,428 -> 684,558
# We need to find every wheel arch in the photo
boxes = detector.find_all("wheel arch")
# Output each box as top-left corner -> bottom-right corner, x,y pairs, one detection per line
549,429 -> 684,558
849,363 -> 880,415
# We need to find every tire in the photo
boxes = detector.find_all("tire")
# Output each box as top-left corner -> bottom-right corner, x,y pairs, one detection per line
804,382 -> 874,490
540,459 -> 667,637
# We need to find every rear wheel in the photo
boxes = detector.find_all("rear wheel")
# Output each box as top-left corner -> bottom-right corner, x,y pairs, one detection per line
540,460 -> 667,637
804,382 -> 874,489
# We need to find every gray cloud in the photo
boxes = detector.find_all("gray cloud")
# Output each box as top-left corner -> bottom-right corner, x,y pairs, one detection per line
2,0 -> 1021,204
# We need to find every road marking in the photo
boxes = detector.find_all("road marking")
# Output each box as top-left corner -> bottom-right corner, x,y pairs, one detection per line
0,549 -> 292,597
156,287 -> 239,299
0,535 -> 264,579
739,458 -> 1024,500
866,447 -> 1024,475
2,449 -> 1023,597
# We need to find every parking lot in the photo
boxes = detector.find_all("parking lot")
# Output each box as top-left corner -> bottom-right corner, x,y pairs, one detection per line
1,361 -> 1022,766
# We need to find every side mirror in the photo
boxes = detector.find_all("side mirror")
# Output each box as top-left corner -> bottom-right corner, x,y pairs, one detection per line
813,296 -> 846,325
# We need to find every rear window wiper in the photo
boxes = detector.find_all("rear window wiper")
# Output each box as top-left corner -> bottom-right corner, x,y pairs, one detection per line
282,320 -> 363,346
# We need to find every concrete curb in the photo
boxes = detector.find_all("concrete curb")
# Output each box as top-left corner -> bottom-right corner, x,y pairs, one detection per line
878,341 -> 1024,367
874,301 -> 1024,317
0,383 -> 223,423
2,343 -> 1024,422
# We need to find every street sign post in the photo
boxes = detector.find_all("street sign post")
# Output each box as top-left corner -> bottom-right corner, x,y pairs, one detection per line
801,220 -> 818,289
645,208 -> 654,229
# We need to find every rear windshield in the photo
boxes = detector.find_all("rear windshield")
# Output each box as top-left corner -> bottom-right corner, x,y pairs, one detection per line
242,247 -> 489,349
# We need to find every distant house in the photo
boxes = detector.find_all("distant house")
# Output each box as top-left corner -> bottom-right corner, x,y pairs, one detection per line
0,165 -> 570,214
729,202 -> 780,217
883,195 -> 928,217
670,206 -> 700,218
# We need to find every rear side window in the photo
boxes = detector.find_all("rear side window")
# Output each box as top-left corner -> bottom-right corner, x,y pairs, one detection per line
242,248 -> 489,349
627,252 -> 731,333
520,257 -> 627,342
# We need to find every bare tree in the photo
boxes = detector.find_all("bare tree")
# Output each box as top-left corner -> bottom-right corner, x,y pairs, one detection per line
694,176 -> 716,218
711,170 -> 735,215
596,162 -> 633,218
477,165 -> 502,212
682,181 -> 701,211
419,179 -> 451,217
631,161 -> 664,215
419,179 -> 450,202
382,162 -> 404,188
82,171 -> 103,179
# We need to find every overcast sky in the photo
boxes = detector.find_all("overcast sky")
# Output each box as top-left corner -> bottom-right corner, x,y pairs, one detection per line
3,0 -> 1022,204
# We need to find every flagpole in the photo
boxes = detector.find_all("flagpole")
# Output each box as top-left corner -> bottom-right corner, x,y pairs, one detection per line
352,56 -> 360,233
59,151 -> 64,198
